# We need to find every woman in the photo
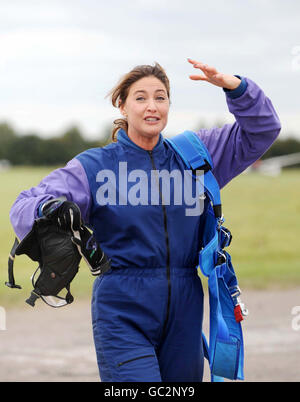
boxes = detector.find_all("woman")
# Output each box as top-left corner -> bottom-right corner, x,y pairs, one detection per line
10,59 -> 281,382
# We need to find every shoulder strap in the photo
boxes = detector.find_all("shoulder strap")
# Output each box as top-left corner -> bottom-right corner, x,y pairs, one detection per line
165,130 -> 213,170
165,130 -> 222,218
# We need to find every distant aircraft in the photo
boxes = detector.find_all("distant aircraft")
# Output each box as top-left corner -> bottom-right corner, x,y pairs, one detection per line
249,153 -> 300,176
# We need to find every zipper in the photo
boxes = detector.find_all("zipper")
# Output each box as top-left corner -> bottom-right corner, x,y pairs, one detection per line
117,354 -> 155,367
148,150 -> 171,337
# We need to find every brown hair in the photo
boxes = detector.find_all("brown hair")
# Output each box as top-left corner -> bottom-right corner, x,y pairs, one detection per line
108,62 -> 170,142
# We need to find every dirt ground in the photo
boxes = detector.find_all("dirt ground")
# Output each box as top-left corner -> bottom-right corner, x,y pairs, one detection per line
0,288 -> 299,382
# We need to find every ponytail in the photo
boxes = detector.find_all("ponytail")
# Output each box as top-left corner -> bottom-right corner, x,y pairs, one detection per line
111,118 -> 128,142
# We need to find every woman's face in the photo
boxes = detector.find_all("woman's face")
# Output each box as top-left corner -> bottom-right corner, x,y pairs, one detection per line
120,75 -> 170,144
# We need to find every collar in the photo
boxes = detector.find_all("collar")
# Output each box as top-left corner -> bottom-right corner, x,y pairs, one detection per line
117,129 -> 165,154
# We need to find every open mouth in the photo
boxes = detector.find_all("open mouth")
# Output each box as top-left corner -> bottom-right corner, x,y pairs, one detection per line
144,117 -> 160,123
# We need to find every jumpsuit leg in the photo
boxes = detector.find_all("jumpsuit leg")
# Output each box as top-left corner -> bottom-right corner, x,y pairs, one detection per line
91,269 -> 166,382
157,270 -> 205,382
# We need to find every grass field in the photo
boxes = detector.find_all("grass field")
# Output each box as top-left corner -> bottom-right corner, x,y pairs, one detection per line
1,167 -> 299,306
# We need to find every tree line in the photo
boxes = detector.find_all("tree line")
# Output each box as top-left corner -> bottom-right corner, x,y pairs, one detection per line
0,122 -> 111,166
0,121 -> 300,166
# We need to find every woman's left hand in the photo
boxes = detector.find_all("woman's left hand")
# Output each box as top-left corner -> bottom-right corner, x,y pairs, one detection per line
187,58 -> 241,90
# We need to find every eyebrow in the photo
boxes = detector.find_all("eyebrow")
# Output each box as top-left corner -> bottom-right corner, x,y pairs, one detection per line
133,89 -> 166,95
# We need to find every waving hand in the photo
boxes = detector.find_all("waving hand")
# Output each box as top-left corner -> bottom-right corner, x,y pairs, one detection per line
188,58 -> 241,90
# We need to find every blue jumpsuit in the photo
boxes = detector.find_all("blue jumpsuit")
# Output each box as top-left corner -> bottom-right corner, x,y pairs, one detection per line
10,77 -> 281,381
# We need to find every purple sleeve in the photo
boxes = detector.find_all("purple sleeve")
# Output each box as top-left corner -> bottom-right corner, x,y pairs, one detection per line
196,77 -> 281,189
9,158 -> 91,240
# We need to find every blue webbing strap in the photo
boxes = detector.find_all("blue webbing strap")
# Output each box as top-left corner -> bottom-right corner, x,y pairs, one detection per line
165,131 -> 221,208
198,171 -> 221,211
166,131 -> 207,170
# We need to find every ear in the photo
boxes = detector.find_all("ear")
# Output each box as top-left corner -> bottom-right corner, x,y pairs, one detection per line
119,102 -> 127,118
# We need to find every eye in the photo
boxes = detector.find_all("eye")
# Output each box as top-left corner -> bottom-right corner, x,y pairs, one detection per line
136,96 -> 145,101
156,96 -> 166,101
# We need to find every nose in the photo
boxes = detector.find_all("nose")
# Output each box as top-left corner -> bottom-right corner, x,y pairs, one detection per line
146,98 -> 157,112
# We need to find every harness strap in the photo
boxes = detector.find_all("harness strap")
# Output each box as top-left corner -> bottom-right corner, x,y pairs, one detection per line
5,237 -> 22,289
165,131 -> 222,217
166,131 -> 208,170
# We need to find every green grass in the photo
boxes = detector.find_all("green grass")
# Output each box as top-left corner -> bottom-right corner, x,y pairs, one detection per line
1,167 -> 299,307
220,169 -> 300,289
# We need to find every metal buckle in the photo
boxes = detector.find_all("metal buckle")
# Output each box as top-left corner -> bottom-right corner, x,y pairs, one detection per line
239,302 -> 249,317
217,215 -> 224,230
229,286 -> 249,317
229,285 -> 241,298
220,227 -> 232,248
217,250 -> 227,265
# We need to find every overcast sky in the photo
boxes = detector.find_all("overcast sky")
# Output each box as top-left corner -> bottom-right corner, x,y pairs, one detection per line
0,0 -> 299,140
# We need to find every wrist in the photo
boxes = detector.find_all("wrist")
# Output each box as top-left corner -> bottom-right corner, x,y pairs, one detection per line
38,196 -> 67,218
223,75 -> 241,91
223,75 -> 248,99
43,197 -> 65,217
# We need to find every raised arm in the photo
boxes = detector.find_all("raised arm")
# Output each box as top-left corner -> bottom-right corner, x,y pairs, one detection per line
188,59 -> 281,188
9,158 -> 91,240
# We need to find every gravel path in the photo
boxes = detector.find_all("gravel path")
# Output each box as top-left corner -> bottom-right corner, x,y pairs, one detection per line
0,288 -> 299,382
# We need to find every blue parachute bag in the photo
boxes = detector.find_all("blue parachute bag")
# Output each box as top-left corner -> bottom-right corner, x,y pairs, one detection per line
200,230 -> 245,381
165,131 -> 246,382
